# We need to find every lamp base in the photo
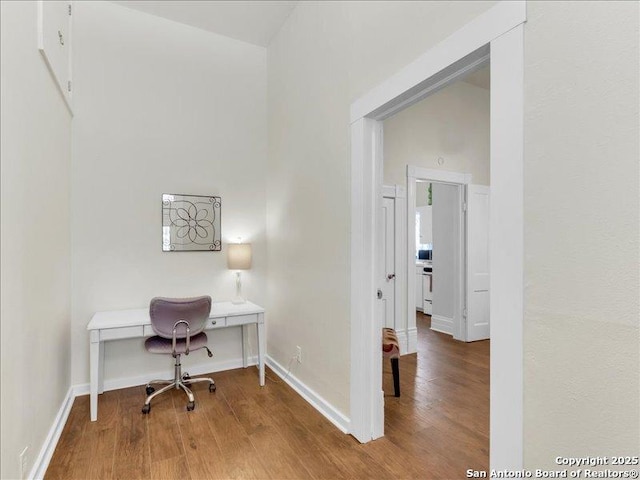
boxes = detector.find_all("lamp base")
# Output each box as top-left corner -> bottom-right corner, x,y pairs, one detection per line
232,271 -> 246,304
231,296 -> 246,305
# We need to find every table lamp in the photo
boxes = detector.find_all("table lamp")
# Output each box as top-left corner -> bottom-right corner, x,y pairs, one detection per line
227,243 -> 252,304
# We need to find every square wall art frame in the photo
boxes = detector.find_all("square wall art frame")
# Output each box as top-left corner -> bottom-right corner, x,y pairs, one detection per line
162,193 -> 221,252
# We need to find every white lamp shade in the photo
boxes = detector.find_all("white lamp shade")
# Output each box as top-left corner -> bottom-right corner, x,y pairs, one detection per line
227,243 -> 252,270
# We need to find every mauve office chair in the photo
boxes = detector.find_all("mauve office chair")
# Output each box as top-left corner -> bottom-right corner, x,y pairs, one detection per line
141,296 -> 216,414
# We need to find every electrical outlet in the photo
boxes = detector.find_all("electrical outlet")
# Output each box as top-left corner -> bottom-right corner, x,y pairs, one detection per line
19,446 -> 28,480
296,346 -> 302,363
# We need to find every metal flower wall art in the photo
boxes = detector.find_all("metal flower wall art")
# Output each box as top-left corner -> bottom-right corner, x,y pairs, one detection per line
162,194 -> 221,251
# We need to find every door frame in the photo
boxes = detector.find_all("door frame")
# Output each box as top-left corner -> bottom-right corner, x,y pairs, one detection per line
407,168 -> 470,351
349,1 -> 525,469
382,185 -> 407,352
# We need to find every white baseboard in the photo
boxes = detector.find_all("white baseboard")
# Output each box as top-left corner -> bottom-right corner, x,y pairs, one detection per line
396,329 -> 408,355
265,355 -> 350,434
29,386 -> 75,480
431,315 -> 454,335
73,356 -> 258,396
407,327 -> 418,354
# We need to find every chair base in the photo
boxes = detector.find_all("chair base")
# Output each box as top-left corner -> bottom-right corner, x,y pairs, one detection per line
142,354 -> 215,414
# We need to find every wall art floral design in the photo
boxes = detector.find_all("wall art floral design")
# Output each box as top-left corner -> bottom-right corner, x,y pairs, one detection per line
162,194 -> 221,251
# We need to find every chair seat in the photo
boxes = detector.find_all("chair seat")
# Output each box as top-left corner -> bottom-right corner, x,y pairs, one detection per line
382,327 -> 401,397
145,332 -> 208,354
382,327 -> 400,358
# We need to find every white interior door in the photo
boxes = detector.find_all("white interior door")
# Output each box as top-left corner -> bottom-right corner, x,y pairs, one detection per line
431,183 -> 460,336
466,184 -> 490,341
381,197 -> 396,328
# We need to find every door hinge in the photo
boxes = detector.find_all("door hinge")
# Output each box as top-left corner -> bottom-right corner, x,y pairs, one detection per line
67,80 -> 72,92
68,4 -> 72,15
463,202 -> 467,212
463,308 -> 468,318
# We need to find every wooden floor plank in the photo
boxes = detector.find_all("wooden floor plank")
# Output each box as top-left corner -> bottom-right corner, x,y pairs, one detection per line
149,456 -> 191,480
219,437 -> 271,480
177,405 -> 230,479
46,312 -> 489,479
84,391 -> 120,479
44,396 -> 89,480
146,390 -> 184,463
113,392 -> 150,478
248,425 -> 313,479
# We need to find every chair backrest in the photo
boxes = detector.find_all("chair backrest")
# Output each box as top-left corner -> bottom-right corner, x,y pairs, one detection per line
149,296 -> 212,339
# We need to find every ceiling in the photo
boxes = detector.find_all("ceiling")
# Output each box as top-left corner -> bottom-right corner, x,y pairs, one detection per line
112,1 -> 298,47
462,65 -> 490,90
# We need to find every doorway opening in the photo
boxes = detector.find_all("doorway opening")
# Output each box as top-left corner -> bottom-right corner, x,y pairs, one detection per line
349,1 -> 525,469
379,63 -> 491,472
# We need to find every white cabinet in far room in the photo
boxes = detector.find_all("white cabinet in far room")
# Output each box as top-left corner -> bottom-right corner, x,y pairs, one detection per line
423,272 -> 433,314
415,266 -> 423,310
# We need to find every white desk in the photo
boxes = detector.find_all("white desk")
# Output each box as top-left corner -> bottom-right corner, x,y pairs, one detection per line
87,301 -> 265,421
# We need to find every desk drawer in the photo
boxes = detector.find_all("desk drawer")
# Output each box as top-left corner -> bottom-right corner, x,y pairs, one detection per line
227,314 -> 257,327
101,326 -> 143,341
208,317 -> 226,329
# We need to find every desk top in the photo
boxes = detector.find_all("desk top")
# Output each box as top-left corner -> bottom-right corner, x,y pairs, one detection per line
88,301 -> 264,331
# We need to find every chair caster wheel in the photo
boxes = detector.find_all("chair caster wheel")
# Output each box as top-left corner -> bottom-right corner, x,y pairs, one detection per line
182,374 -> 191,381
209,384 -> 216,393
186,401 -> 195,411
142,404 -> 151,414
145,386 -> 155,395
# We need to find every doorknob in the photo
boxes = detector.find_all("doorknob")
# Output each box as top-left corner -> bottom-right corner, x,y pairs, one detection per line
387,273 -> 396,280
377,289 -> 383,299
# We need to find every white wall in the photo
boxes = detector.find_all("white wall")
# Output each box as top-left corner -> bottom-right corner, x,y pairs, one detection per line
71,2 -> 267,386
267,0 -> 497,416
523,1 -> 640,465
383,80 -> 490,186
0,2 -> 72,478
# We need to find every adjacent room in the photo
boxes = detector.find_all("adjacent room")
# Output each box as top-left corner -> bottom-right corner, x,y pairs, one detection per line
380,66 -> 491,474
1,1 -> 638,480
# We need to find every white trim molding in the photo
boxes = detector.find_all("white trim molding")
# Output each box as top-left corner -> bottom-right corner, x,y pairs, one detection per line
74,356 -> 258,396
407,327 -> 418,354
430,315 -> 454,336
381,185 -> 396,198
350,117 -> 385,443
349,0 -> 526,470
266,355 -> 350,434
395,329 -> 409,356
28,387 -> 75,480
407,166 -> 472,185
350,1 -> 525,123
489,23 -> 525,469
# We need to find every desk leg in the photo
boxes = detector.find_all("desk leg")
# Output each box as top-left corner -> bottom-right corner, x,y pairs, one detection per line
241,324 -> 249,368
89,333 -> 100,421
98,341 -> 105,394
257,313 -> 265,386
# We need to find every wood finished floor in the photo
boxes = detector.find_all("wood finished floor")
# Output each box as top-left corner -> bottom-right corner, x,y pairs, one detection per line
46,313 -> 489,479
